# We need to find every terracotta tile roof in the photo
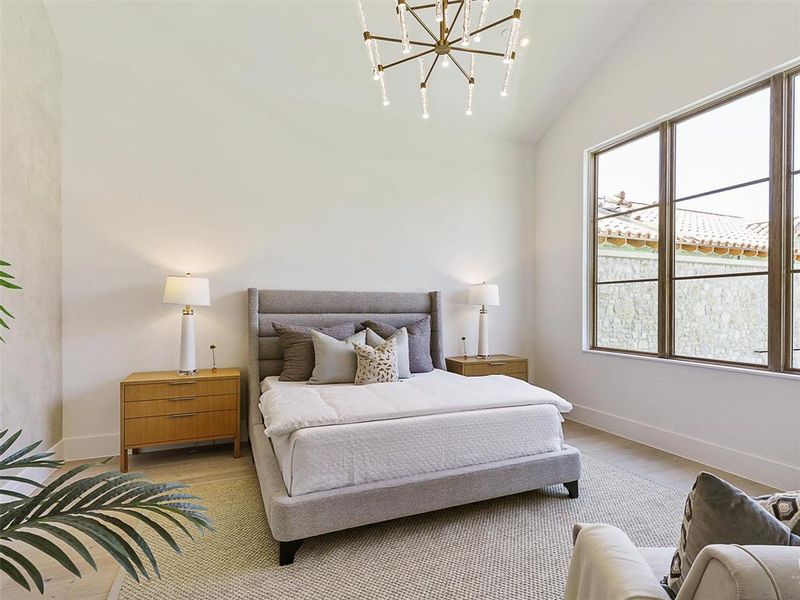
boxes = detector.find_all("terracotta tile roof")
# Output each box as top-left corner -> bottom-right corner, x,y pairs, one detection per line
596,193 -> 800,255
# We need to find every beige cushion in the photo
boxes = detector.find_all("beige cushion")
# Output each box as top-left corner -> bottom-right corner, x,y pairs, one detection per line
353,339 -> 399,385
365,327 -> 411,379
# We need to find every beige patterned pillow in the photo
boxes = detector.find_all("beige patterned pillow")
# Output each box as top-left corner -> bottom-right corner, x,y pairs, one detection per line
353,338 -> 399,385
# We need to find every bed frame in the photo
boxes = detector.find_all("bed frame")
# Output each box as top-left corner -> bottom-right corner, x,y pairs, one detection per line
247,288 -> 581,565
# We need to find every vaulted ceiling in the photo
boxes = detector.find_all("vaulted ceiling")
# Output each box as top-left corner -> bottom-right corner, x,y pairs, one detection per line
45,0 -> 651,142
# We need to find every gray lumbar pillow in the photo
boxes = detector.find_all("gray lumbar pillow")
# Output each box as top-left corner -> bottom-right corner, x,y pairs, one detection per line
309,330 -> 366,384
361,316 -> 433,373
273,322 -> 356,381
666,472 -> 800,596
366,328 -> 411,379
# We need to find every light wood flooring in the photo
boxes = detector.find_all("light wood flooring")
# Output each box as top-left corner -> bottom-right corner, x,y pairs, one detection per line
1,420 -> 776,600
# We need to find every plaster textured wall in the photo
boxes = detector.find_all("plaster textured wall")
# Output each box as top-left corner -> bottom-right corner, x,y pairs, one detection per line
0,0 -> 62,450
59,53 -> 536,457
533,1 -> 800,488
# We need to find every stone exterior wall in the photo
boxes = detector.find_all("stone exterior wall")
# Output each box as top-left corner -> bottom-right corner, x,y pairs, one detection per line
596,250 -> 799,366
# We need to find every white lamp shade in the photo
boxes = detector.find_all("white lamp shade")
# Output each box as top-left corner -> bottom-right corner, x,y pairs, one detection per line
163,275 -> 211,306
469,283 -> 500,306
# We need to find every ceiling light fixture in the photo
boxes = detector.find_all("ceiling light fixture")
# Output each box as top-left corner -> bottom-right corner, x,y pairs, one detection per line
356,0 -> 525,118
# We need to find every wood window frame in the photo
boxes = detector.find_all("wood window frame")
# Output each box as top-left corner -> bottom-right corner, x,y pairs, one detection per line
588,66 -> 800,376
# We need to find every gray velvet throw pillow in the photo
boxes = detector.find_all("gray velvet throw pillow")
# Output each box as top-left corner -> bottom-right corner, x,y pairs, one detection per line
309,330 -> 366,384
361,316 -> 433,373
273,322 -> 356,381
666,472 -> 800,596
365,328 -> 411,379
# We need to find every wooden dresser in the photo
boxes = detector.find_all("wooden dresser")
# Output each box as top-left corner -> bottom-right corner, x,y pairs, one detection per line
119,368 -> 240,472
445,354 -> 529,381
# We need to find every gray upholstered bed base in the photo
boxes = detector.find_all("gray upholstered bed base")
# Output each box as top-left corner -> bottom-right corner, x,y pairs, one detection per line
247,289 -> 582,565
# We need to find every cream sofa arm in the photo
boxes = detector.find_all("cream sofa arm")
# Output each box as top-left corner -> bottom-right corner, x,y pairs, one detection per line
676,544 -> 800,600
564,523 -> 671,600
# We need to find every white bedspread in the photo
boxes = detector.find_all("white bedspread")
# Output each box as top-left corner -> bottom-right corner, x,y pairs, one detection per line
259,368 -> 572,437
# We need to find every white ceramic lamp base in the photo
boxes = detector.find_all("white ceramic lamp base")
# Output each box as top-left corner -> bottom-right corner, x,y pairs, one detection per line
477,308 -> 490,358
179,312 -> 197,374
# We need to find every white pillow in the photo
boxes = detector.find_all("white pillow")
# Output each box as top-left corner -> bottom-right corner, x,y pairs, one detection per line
308,330 -> 366,384
365,327 -> 411,379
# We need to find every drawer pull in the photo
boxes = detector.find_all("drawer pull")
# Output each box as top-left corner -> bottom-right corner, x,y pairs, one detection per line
168,397 -> 195,402
167,413 -> 197,419
168,381 -> 196,386
489,362 -> 507,366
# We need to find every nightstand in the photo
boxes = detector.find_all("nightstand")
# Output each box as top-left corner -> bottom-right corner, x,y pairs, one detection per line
445,354 -> 529,381
119,368 -> 240,472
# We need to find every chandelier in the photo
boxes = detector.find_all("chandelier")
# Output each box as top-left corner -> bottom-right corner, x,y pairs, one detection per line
355,0 -> 525,118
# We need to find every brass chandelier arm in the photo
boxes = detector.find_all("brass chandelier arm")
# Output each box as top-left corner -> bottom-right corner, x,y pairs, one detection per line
424,54 -> 440,85
447,53 -> 471,82
448,13 -> 515,46
383,47 -> 436,70
449,46 -> 504,58
371,35 -> 437,48
408,0 -> 462,8
446,2 -> 463,43
406,6 -> 440,42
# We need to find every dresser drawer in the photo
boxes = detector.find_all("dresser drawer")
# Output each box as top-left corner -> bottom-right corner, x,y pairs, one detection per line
124,378 -> 238,402
124,410 -> 237,446
124,394 -> 237,419
463,361 -> 527,377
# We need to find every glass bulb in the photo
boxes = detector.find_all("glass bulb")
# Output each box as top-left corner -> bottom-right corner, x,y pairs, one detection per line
442,56 -> 450,68
435,0 -> 443,22
474,0 -> 490,43
500,57 -> 513,96
503,17 -> 520,64
398,3 -> 411,54
462,0 -> 472,46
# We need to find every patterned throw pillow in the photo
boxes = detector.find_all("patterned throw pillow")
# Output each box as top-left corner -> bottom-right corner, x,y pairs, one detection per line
353,338 -> 399,385
665,473 -> 800,596
756,491 -> 800,534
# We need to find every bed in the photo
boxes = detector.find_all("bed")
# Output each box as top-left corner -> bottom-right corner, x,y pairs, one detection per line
247,289 -> 582,565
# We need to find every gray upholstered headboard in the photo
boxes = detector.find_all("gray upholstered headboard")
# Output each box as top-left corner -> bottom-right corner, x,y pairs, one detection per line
247,289 -> 444,426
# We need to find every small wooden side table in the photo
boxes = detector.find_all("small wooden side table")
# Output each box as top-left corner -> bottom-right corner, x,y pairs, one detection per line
119,368 -> 240,472
445,354 -> 529,381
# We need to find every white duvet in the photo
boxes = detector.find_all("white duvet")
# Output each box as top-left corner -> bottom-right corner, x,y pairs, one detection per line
259,368 -> 572,437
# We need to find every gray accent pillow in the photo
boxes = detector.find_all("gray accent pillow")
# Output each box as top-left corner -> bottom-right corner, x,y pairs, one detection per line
273,322 -> 356,381
309,330 -> 366,385
361,316 -> 433,373
666,472 -> 800,595
366,328 -> 411,379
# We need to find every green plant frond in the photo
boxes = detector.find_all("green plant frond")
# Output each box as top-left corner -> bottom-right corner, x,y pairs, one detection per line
0,279 -> 22,290
0,259 -> 10,266
46,471 -> 133,515
0,439 -> 46,467
0,316 -> 8,329
88,513 -> 158,579
0,475 -> 45,489
50,515 -> 140,582
24,522 -> 96,571
0,489 -> 31,501
0,304 -> 13,319
0,546 -> 35,592
0,546 -> 44,594
112,508 -> 185,552
71,473 -> 148,510
4,530 -> 81,577
112,481 -> 188,505
0,430 -> 23,455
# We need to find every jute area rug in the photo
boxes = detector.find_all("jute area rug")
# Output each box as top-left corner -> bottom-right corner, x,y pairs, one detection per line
111,454 -> 684,600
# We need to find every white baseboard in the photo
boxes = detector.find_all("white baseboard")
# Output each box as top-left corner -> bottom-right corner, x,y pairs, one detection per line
1,439 -> 64,495
568,404 -> 800,490
62,433 -> 120,461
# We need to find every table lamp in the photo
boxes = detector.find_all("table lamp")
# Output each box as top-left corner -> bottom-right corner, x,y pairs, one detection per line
469,283 -> 500,358
163,273 -> 211,374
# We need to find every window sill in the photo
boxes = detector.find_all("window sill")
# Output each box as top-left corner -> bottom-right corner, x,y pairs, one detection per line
582,348 -> 800,381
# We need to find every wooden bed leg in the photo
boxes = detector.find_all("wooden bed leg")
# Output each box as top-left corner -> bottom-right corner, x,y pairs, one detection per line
564,480 -> 579,499
278,539 -> 304,566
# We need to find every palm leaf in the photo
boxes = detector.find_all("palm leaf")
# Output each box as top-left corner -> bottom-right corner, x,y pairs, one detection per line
0,304 -> 13,319
0,545 -> 40,592
1,431 -> 212,594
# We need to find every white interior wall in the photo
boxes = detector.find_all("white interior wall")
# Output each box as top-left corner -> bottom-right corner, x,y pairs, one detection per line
59,54 -> 536,458
533,1 -> 800,489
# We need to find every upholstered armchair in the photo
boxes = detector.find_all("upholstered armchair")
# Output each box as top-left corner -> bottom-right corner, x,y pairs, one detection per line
564,523 -> 800,600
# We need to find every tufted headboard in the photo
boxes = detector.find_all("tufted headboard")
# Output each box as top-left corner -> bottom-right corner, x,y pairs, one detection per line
247,289 -> 444,426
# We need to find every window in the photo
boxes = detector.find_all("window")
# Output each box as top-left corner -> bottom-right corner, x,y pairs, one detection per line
589,66 -> 800,374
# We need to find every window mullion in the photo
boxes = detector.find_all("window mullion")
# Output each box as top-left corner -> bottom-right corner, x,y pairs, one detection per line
657,121 -> 674,358
767,73 -> 787,371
